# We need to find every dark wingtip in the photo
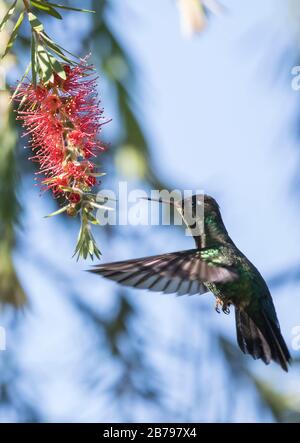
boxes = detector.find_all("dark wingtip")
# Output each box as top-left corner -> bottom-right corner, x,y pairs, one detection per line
280,358 -> 290,373
86,267 -> 103,273
282,355 -> 292,372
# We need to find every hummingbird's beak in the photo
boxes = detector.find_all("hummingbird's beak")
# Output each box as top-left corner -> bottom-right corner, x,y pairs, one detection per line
140,197 -> 179,207
97,196 -> 118,202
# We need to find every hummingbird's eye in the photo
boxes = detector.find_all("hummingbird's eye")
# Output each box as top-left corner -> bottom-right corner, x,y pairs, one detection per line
192,199 -> 201,207
191,195 -> 202,208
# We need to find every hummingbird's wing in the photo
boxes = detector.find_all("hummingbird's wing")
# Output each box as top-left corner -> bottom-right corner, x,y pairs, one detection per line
89,249 -> 237,296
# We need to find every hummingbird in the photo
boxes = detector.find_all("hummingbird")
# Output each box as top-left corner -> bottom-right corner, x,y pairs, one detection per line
90,194 -> 291,371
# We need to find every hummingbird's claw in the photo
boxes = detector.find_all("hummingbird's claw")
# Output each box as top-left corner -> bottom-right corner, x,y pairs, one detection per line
222,304 -> 231,315
215,298 -> 231,315
215,298 -> 222,314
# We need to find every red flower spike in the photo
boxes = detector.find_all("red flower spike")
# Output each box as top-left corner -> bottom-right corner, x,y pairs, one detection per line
14,61 -> 106,197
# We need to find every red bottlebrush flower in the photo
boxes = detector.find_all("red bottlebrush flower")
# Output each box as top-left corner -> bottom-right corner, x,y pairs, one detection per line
68,130 -> 85,146
68,192 -> 81,204
42,94 -> 62,113
14,60 -> 106,198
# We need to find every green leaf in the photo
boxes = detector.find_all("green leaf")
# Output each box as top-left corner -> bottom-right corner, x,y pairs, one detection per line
0,0 -> 17,32
30,1 -> 62,19
58,186 -> 80,193
1,11 -> 25,59
28,12 -> 44,32
42,31 -> 79,59
88,239 -> 94,256
40,32 -> 74,64
47,54 -> 66,80
87,218 -> 100,226
89,172 -> 107,177
45,2 -> 95,13
89,201 -> 114,211
86,211 -> 100,224
31,34 -> 37,86
37,45 -> 54,83
73,218 -> 101,261
44,205 -> 69,218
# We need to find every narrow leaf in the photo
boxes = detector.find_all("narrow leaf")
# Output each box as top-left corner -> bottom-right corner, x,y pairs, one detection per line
30,1 -> 62,19
31,34 -> 37,86
37,45 -> 54,83
28,12 -> 44,32
88,239 -> 94,256
89,172 -> 107,177
45,2 -> 95,13
44,205 -> 69,218
89,201 -> 114,211
47,54 -> 66,80
42,31 -> 79,59
1,11 -> 25,59
40,33 -> 74,64
0,0 -> 17,32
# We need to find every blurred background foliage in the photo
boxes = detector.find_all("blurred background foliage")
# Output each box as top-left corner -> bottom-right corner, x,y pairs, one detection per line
0,0 -> 300,422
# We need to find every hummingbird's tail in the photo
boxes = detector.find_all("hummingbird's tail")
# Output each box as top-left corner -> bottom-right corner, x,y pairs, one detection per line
235,305 -> 291,372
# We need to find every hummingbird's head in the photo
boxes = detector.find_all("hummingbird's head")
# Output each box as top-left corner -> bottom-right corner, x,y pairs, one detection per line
141,194 -> 220,216
178,194 -> 224,241
140,193 -> 224,242
180,194 -> 220,219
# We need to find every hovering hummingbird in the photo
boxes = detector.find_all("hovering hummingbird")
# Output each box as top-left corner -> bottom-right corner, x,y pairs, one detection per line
90,194 -> 291,371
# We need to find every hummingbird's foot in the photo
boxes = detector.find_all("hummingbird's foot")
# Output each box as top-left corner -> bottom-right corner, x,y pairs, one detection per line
215,298 -> 231,315
222,303 -> 231,315
215,298 -> 222,314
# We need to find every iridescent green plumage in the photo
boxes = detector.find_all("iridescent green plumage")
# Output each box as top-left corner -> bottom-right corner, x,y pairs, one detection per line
90,194 -> 291,371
